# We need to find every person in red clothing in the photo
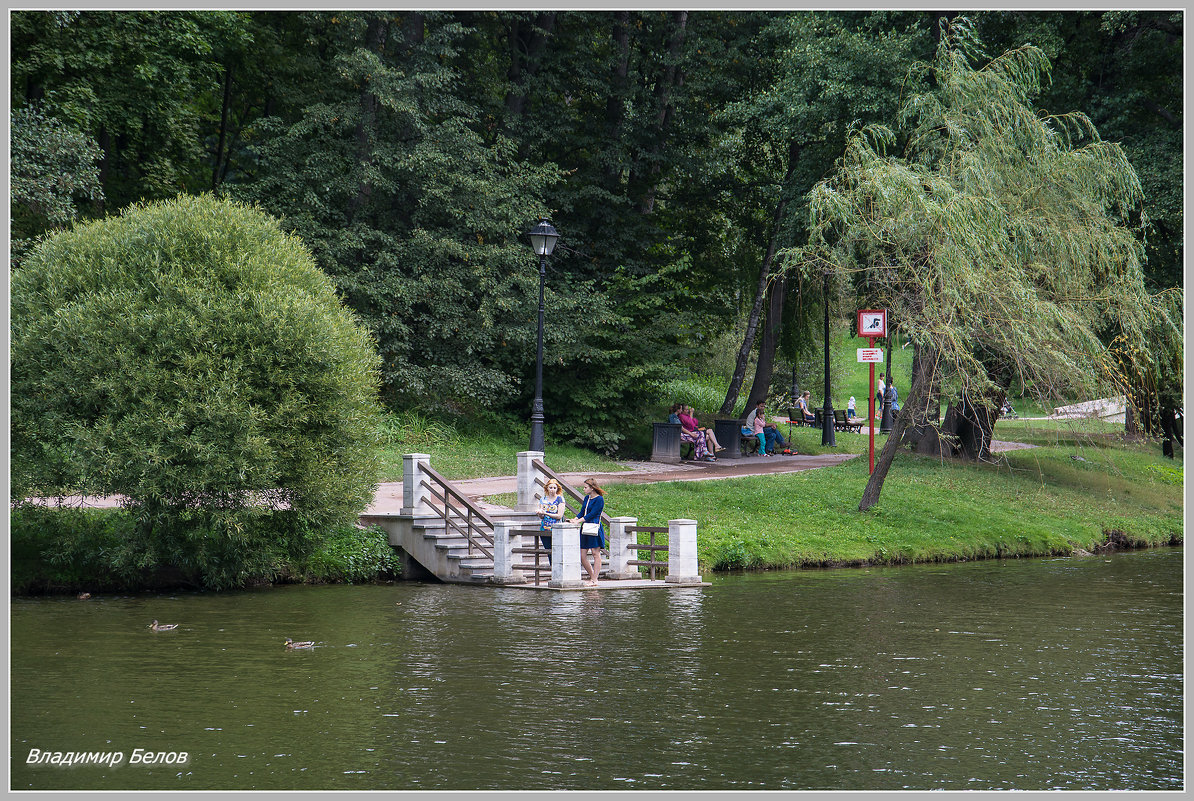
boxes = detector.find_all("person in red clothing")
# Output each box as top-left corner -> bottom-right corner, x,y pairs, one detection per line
678,405 -> 724,459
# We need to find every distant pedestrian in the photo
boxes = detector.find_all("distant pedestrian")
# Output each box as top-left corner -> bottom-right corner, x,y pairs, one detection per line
847,396 -> 857,419
886,379 -> 900,412
570,479 -> 606,586
876,374 -> 887,407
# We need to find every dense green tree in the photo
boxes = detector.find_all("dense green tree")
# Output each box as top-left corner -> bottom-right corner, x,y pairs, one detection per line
797,19 -> 1160,509
9,106 -> 105,262
11,10 -> 250,210
11,195 -> 383,588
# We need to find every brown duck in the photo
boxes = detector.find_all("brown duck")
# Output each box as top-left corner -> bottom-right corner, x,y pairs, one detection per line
284,637 -> 316,649
149,620 -> 178,632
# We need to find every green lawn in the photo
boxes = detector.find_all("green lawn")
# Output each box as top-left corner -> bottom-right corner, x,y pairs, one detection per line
572,430 -> 1182,572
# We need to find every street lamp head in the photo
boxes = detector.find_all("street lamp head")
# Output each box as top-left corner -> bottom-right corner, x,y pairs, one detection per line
527,219 -> 559,257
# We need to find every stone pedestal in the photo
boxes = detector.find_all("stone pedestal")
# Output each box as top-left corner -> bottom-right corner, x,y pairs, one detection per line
516,450 -> 545,512
400,453 -> 432,515
606,516 -> 640,580
664,518 -> 702,585
549,523 -> 583,588
491,521 -> 524,585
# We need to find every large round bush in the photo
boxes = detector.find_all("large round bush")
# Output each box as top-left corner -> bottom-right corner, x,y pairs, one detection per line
11,194 -> 383,587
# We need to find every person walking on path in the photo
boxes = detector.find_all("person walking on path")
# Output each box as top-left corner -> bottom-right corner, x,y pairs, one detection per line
536,479 -> 566,564
570,478 -> 606,586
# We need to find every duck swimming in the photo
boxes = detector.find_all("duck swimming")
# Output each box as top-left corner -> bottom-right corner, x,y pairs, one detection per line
149,620 -> 178,631
284,638 -> 315,649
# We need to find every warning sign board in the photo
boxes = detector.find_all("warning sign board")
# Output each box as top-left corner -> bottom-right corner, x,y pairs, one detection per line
857,348 -> 884,363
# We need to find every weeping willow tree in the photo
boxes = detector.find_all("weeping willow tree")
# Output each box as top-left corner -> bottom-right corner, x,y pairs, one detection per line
790,18 -> 1167,510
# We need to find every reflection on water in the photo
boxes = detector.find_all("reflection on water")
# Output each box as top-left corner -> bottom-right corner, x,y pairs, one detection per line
9,548 -> 1182,790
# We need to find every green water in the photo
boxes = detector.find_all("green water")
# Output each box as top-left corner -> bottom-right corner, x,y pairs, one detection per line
9,548 -> 1183,790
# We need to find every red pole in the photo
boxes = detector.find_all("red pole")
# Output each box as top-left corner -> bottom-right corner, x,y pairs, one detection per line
868,335 -> 876,473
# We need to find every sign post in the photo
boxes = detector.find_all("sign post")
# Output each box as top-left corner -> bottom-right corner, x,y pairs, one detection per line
857,310 -> 887,474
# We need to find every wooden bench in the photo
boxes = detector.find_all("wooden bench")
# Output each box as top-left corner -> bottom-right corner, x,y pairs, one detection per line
834,409 -> 863,433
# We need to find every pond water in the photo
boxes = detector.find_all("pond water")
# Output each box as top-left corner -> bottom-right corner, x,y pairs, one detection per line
9,547 -> 1183,791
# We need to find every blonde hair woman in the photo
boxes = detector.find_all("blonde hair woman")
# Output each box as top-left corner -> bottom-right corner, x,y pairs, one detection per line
537,479 -> 566,563
569,478 -> 606,586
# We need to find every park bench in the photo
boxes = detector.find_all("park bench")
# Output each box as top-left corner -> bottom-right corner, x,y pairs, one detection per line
834,409 -> 863,433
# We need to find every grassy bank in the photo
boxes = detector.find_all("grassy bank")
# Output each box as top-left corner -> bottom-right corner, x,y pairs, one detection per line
596,431 -> 1181,571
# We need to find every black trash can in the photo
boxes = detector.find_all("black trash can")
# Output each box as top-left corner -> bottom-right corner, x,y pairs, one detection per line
714,418 -> 746,459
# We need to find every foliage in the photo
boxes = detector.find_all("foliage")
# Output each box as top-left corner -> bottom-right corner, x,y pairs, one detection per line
10,506 -> 397,592
10,11 -> 1180,454
11,195 -> 384,589
10,106 -> 105,259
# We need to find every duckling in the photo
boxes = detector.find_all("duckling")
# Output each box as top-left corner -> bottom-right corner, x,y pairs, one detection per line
284,637 -> 315,649
149,620 -> 178,632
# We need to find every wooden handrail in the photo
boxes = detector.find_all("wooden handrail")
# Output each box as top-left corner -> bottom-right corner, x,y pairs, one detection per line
531,459 -> 612,527
418,463 -> 496,560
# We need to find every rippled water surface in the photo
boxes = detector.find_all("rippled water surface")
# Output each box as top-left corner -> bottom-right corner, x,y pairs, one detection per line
10,548 -> 1183,790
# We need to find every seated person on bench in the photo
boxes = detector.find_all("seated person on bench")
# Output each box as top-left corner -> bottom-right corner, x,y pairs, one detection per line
746,399 -> 791,455
797,391 -> 816,425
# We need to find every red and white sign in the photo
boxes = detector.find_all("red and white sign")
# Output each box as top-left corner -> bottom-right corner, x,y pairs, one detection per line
857,348 -> 884,363
857,309 -> 887,338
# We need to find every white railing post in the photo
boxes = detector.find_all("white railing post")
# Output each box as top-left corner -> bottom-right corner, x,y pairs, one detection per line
607,516 -> 639,580
516,450 -> 544,512
664,518 -> 702,585
400,453 -> 432,515
491,521 -> 523,585
549,522 -> 583,589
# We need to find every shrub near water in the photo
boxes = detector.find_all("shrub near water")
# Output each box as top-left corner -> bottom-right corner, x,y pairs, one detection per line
10,195 -> 384,589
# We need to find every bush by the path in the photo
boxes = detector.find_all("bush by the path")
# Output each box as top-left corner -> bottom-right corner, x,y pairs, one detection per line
11,194 -> 384,589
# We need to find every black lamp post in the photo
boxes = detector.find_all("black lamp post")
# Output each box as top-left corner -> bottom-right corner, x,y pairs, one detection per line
821,271 -> 836,446
527,219 -> 559,453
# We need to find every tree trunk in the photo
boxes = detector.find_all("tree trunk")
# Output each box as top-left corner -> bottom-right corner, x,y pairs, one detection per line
503,13 -> 557,121
859,344 -> 932,511
904,343 -> 945,456
719,195 -> 791,416
720,147 -> 799,416
346,16 -> 389,225
744,274 -> 787,410
940,394 -> 998,461
604,12 -> 631,190
211,64 -> 233,191
639,11 -> 688,214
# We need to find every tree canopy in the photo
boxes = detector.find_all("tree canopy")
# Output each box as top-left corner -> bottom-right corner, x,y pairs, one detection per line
11,195 -> 383,586
793,18 -> 1170,508
10,11 -> 1181,454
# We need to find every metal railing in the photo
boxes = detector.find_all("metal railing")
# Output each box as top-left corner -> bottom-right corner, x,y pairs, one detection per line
626,525 -> 669,580
418,462 -> 495,560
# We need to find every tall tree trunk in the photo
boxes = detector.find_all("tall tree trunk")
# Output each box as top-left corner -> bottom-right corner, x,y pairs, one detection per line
744,274 -> 787,410
904,343 -> 945,456
346,16 -> 389,225
639,10 -> 688,214
720,145 -> 799,416
503,13 -> 557,121
211,64 -> 233,191
603,12 -> 631,190
859,346 -> 932,511
719,195 -> 792,415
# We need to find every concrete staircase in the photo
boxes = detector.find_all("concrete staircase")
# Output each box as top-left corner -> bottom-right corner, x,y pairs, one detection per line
361,508 -> 550,585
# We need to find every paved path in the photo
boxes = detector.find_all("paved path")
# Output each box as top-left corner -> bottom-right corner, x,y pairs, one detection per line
365,452 -> 859,515
32,438 -> 1035,516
